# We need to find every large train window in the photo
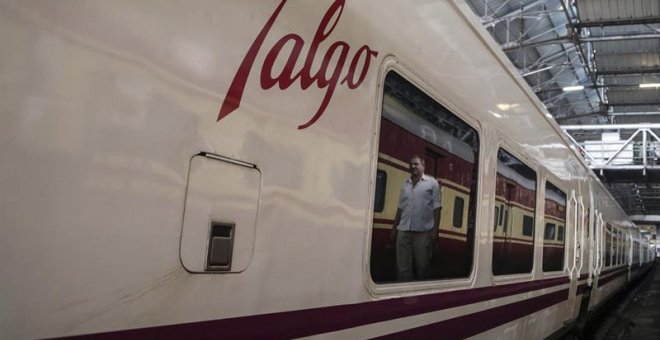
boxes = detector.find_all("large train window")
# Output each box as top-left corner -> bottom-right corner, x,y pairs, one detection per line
493,148 -> 536,276
543,181 -> 566,272
369,71 -> 480,283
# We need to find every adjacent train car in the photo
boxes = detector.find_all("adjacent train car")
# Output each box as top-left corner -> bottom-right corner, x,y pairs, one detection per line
0,0 -> 654,339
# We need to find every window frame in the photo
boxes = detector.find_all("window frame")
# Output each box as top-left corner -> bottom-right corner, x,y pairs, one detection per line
542,179 -> 567,273
365,60 -> 483,295
491,145 -> 539,278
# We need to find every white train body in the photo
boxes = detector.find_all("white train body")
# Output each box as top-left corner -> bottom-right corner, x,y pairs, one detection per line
0,1 -> 654,339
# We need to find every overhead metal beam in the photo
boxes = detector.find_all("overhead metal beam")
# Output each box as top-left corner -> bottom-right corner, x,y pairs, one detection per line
597,67 -> 660,75
481,0 -> 547,26
536,83 -> 649,93
502,32 -> 660,52
555,109 -> 607,123
561,123 -> 660,130
561,0 -> 604,108
630,215 -> 660,223
502,36 -> 570,51
577,18 -> 660,28
609,111 -> 660,116
583,33 -> 660,43
609,101 -> 660,107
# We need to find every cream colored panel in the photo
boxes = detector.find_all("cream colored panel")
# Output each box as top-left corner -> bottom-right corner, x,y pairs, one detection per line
180,153 -> 260,273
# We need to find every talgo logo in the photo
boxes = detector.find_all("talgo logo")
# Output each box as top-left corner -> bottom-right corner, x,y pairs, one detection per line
218,0 -> 379,129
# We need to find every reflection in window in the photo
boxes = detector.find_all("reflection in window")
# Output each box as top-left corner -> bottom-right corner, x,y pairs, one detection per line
542,181 -> 566,272
492,148 -> 536,275
617,231 -> 620,265
374,170 -> 387,213
605,224 -> 612,267
369,71 -> 480,283
453,197 -> 464,228
522,216 -> 534,236
494,207 -> 499,231
544,223 -> 556,240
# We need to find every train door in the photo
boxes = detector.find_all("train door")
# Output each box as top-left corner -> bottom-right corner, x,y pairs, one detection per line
565,191 -> 581,320
424,151 -> 439,178
572,194 -> 588,320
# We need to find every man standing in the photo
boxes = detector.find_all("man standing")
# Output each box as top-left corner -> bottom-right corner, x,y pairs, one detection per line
390,155 -> 441,281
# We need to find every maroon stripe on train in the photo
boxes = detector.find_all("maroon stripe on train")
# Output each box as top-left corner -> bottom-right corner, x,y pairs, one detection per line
67,277 -> 569,339
600,267 -> 627,279
373,218 -> 394,225
599,269 -> 628,287
493,235 -> 534,244
438,229 -> 466,237
579,273 -> 589,281
377,157 -> 472,196
600,266 -> 626,276
376,289 -> 569,339
372,220 -> 466,238
577,283 -> 588,295
378,119 -> 474,189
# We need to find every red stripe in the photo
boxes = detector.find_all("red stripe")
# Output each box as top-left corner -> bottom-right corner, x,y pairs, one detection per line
376,289 -> 569,339
374,219 -> 465,237
600,266 -> 627,277
373,218 -> 394,225
67,277 -> 570,339
598,268 -> 628,287
576,283 -> 589,295
493,235 -> 534,244
439,229 -> 466,237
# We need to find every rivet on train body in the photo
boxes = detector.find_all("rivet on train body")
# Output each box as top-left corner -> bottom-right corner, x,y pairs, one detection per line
218,0 -> 380,129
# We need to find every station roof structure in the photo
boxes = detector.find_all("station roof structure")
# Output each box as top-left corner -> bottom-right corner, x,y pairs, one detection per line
465,0 -> 660,224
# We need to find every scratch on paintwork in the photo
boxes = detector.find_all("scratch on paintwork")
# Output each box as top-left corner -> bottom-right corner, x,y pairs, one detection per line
64,269 -> 185,334
57,298 -> 91,312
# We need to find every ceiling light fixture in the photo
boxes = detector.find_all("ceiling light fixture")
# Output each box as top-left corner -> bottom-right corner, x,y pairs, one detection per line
562,85 -> 584,92
639,83 -> 660,88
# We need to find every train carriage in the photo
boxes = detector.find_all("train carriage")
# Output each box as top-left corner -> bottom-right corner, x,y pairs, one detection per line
0,0 -> 654,339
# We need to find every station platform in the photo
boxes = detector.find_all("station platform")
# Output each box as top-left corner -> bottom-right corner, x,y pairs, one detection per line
583,262 -> 659,339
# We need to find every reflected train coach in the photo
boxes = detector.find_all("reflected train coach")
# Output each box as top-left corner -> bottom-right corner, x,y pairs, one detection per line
0,0 -> 655,339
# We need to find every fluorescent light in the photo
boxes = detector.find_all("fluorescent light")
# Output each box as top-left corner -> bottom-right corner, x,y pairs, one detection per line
562,85 -> 584,92
639,83 -> 660,88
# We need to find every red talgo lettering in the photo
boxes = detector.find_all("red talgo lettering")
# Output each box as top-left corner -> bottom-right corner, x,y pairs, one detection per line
218,0 -> 379,129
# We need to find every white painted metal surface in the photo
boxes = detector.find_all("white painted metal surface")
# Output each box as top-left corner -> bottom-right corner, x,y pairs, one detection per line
0,1 -> 650,339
